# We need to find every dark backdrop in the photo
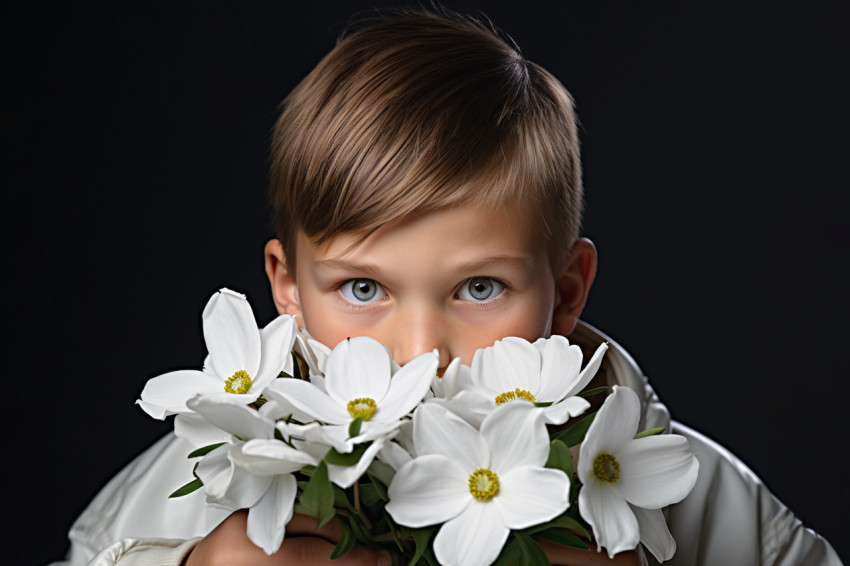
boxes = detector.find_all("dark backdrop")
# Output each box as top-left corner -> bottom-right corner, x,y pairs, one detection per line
4,2 -> 848,563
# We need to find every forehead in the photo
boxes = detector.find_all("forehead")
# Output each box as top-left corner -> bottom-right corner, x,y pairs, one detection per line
297,204 -> 548,278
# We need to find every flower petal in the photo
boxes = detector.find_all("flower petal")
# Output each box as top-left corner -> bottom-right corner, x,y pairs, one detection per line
495,466 -> 570,529
375,350 -> 438,422
174,413 -> 230,448
578,386 -> 639,483
204,289 -> 261,380
221,458 -> 273,509
194,445 -> 234,508
541,395 -> 590,425
254,315 -> 297,389
482,402 -> 549,471
615,434 -> 699,509
535,336 -> 584,401
433,501 -> 510,566
324,337 -> 392,407
386,454 -> 471,527
578,478 -> 640,558
195,445 -> 273,510
233,439 -> 318,476
268,378 -> 350,424
137,370 -> 222,417
262,388 -> 321,423
187,396 -> 273,440
378,440 -> 412,471
327,437 -> 386,489
247,474 -> 297,555
569,342 -> 608,397
293,330 -> 329,379
413,403 -> 488,471
630,504 -> 676,563
472,337 -> 541,396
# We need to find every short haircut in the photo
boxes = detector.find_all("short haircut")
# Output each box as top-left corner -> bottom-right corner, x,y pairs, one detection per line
270,8 -> 583,271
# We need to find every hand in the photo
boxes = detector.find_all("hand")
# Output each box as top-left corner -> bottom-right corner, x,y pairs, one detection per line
184,511 -> 392,566
537,539 -> 644,566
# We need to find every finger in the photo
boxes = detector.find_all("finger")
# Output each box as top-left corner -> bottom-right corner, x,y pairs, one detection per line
536,539 -> 642,565
284,513 -> 344,543
275,536 -> 393,565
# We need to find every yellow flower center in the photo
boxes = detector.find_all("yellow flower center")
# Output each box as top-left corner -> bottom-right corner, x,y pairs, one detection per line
593,453 -> 621,483
224,370 -> 252,394
494,388 -> 536,405
468,468 -> 500,500
347,397 -> 377,420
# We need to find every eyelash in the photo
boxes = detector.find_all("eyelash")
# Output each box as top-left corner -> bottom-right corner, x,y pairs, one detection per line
335,276 -> 512,309
455,276 -> 511,307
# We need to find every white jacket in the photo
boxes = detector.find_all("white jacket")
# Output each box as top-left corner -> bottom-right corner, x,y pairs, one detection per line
52,323 -> 842,566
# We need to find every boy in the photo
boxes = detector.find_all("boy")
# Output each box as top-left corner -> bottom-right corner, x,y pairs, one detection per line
56,9 -> 840,566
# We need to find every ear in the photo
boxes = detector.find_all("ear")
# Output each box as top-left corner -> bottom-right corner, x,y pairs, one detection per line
551,237 -> 598,336
264,239 -> 302,326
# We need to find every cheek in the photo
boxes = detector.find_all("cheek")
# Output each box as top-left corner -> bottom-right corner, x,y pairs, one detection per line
455,304 -> 554,365
296,288 -> 347,349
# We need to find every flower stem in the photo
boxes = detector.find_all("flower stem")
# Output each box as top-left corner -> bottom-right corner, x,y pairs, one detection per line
352,482 -> 374,530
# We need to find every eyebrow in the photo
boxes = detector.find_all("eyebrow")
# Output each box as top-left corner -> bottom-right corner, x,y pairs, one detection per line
313,255 -> 534,278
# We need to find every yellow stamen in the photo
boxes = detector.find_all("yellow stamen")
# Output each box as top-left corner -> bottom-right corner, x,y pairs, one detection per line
593,453 -> 621,483
494,388 -> 536,405
224,370 -> 252,394
468,468 -> 500,501
347,397 -> 377,420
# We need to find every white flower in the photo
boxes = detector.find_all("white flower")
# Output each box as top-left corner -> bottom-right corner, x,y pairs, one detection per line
137,289 -> 297,418
268,337 -> 438,453
578,386 -> 699,562
465,335 -> 607,425
187,395 -> 318,554
386,402 -> 570,566
429,357 -> 469,399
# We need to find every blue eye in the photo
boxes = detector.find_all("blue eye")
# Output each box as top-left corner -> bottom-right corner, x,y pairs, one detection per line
340,279 -> 387,303
457,277 -> 504,302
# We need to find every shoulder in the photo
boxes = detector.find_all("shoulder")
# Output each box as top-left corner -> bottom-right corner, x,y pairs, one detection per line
64,433 -> 228,565
659,422 -> 842,566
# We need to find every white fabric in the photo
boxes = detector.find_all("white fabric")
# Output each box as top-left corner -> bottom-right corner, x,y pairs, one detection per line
52,321 -> 842,565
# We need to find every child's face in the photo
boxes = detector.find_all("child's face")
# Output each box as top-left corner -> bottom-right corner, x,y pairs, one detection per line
267,205 -> 595,371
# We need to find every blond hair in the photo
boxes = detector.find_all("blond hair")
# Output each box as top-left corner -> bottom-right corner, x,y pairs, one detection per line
270,9 -> 583,270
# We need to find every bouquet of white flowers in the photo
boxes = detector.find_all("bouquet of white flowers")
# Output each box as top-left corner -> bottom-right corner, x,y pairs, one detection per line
138,289 -> 699,566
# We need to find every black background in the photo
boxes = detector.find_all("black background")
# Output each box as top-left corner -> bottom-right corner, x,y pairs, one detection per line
4,1 -> 848,564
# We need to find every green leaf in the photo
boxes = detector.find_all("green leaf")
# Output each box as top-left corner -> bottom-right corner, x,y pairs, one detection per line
329,516 -> 356,559
524,514 -> 592,541
545,440 -> 573,473
578,386 -> 608,398
533,401 -> 553,407
343,513 -> 372,545
291,351 -> 303,380
366,459 -> 395,487
348,417 -> 363,438
168,477 -> 203,498
299,461 -> 335,528
357,482 -> 382,508
324,444 -> 367,466
410,525 -> 437,565
384,511 -> 405,552
545,440 -> 576,502
533,527 -> 589,550
634,427 -> 665,439
367,471 -> 389,502
514,532 -> 551,566
422,544 -> 440,566
332,485 -> 356,512
492,539 -> 522,566
186,442 -> 225,459
552,411 -> 597,447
